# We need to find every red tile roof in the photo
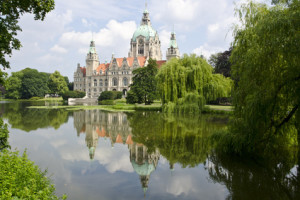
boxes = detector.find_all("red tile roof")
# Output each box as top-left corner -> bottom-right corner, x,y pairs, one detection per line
126,135 -> 133,145
83,57 -> 165,75
96,63 -> 110,74
116,134 -> 123,144
156,60 -> 166,68
80,67 -> 86,76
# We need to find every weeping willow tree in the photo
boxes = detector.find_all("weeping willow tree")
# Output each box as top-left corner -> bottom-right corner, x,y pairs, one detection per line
156,54 -> 232,114
216,0 -> 300,156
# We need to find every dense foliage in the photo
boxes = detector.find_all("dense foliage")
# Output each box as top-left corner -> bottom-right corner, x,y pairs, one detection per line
0,118 -> 9,151
5,68 -> 49,99
0,0 -> 55,69
48,71 -> 69,95
0,150 -> 66,199
156,55 -> 232,114
127,58 -> 158,105
218,0 -> 300,155
98,91 -> 122,101
5,68 -> 70,99
209,48 -> 232,77
61,90 -> 86,101
128,112 -> 227,167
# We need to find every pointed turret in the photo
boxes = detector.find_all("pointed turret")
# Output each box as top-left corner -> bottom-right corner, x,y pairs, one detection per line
141,2 -> 151,26
86,40 -> 99,76
166,30 -> 180,61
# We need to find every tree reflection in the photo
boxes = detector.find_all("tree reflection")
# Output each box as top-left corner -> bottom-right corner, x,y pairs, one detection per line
207,149 -> 300,199
0,102 -> 70,131
127,112 -> 228,167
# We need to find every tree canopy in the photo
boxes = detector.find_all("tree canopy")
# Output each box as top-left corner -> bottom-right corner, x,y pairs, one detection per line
48,71 -> 69,94
209,48 -> 232,78
0,0 -> 55,69
5,68 -> 72,99
127,58 -> 158,105
156,55 -> 232,114
220,0 -> 300,155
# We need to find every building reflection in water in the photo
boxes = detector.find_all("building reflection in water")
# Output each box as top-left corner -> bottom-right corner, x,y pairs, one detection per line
73,110 -> 160,193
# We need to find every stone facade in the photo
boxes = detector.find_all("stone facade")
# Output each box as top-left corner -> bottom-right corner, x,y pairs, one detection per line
74,7 -> 179,98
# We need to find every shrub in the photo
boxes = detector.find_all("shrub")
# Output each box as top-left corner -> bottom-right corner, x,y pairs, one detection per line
98,91 -> 122,101
0,150 -> 66,199
0,118 -> 9,151
61,90 -> 85,101
126,90 -> 138,104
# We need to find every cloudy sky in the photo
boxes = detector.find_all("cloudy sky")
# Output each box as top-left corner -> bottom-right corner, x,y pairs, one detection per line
6,0 -> 253,80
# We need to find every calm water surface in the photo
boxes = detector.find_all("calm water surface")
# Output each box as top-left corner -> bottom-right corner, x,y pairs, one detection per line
1,101 -> 299,200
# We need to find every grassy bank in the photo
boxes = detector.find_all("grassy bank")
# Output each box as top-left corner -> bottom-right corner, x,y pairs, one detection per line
28,101 -> 162,112
26,98 -> 232,113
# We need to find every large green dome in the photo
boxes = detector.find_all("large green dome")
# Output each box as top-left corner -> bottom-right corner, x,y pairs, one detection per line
132,25 -> 157,42
131,160 -> 155,176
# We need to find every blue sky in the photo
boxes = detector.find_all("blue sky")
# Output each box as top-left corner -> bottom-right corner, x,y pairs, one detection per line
6,0 -> 254,80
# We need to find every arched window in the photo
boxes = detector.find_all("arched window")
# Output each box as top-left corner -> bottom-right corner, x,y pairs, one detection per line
112,77 -> 118,86
138,39 -> 144,55
94,79 -> 97,86
123,77 -> 128,86
99,79 -> 103,86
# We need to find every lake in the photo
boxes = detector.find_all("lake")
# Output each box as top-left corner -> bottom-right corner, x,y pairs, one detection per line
1,101 -> 299,200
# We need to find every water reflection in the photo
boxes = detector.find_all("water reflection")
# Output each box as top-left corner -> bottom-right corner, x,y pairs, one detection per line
206,150 -> 300,199
0,102 -> 70,131
74,110 -> 161,194
3,102 -> 299,199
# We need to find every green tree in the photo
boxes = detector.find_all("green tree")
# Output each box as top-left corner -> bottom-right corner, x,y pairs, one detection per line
127,58 -> 158,105
64,76 -> 74,91
209,48 -> 232,78
0,0 -> 55,69
21,68 -> 49,99
156,55 -> 232,113
221,0 -> 300,155
48,71 -> 69,94
5,72 -> 23,99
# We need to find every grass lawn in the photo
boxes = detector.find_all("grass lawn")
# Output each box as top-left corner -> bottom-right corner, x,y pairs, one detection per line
206,105 -> 233,111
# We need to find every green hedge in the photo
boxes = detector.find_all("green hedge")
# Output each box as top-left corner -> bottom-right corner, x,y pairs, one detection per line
98,91 -> 122,101
61,90 -> 85,101
0,150 -> 66,199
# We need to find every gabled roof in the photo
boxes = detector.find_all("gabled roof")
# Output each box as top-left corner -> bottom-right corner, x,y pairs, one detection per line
80,67 -> 86,76
82,57 -> 164,75
156,60 -> 166,68
96,63 -> 110,73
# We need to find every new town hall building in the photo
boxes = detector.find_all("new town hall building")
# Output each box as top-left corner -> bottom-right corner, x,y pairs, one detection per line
74,7 -> 180,98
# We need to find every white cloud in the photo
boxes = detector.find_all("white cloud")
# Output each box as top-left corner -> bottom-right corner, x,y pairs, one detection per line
208,24 -> 220,33
159,30 -> 172,58
6,0 -> 243,80
50,45 -> 68,54
58,20 -> 137,58
192,43 -> 225,59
